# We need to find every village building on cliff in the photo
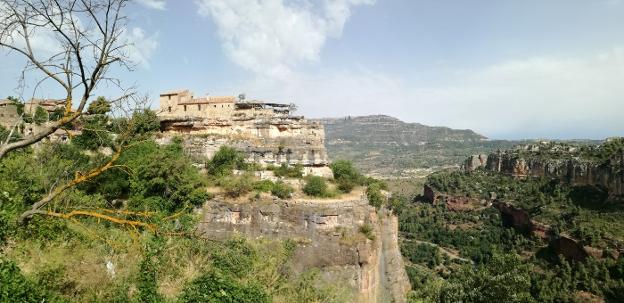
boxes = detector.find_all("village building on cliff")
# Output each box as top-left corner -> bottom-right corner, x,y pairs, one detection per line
156,89 -> 332,177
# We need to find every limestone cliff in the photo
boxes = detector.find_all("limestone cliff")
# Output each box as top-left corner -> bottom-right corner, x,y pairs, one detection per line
197,196 -> 411,302
157,90 -> 330,174
463,141 -> 624,198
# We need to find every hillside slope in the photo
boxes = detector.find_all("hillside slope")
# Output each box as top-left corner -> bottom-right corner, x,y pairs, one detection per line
316,115 -> 518,178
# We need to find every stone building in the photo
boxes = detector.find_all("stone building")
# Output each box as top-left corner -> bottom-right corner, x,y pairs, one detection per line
157,89 -> 330,176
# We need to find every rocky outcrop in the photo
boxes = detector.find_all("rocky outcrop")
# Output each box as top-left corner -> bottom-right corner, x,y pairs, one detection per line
550,236 -> 589,262
462,154 -> 488,172
197,197 -> 410,302
464,149 -> 624,198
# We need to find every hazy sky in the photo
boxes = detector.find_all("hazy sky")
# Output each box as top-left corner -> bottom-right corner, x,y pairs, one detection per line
1,0 -> 623,139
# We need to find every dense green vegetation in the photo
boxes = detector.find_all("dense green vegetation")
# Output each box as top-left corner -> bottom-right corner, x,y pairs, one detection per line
395,165 -> 624,303
0,110 -> 345,302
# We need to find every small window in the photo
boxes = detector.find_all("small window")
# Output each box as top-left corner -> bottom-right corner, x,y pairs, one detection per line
198,104 -> 201,110
184,105 -> 187,111
168,106 -> 171,112
168,95 -> 171,100
214,105 -> 216,108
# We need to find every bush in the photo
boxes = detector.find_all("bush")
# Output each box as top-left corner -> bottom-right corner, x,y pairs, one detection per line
366,183 -> 385,209
271,163 -> 303,178
253,180 -> 275,193
0,258 -> 51,303
330,160 -> 363,193
303,176 -> 329,197
207,146 -> 247,176
271,181 -> 294,199
179,271 -> 268,303
359,224 -> 375,241
33,106 -> 48,125
222,174 -> 254,198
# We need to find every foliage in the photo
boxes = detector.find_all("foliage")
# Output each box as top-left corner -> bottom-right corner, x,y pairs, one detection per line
87,96 -> 111,115
0,259 -> 50,303
221,173 -> 254,198
330,160 -> 363,193
269,163 -> 303,178
137,238 -> 164,303
440,253 -> 534,303
252,179 -> 275,192
366,182 -> 385,209
303,176 -> 330,197
129,109 -> 160,136
207,146 -> 247,177
33,105 -> 48,125
359,224 -> 375,241
178,271 -> 268,303
271,181 -> 294,199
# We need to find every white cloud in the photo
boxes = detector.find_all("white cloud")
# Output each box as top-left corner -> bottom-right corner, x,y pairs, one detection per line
196,0 -> 374,79
122,27 -> 159,69
244,48 -> 624,139
136,0 -> 166,10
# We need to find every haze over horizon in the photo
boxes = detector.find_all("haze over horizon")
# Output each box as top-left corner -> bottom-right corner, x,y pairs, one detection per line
1,0 -> 623,140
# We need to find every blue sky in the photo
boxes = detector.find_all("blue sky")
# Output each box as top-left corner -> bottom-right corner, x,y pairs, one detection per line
2,0 -> 624,139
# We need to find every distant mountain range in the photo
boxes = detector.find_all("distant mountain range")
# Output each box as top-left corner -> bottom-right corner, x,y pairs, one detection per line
315,115 -> 519,178
317,115 -> 487,145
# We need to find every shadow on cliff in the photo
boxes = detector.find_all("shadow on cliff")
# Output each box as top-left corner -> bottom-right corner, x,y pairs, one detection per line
568,185 -> 622,212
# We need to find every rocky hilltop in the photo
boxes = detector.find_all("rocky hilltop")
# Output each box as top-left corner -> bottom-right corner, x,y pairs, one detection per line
316,115 -> 520,178
157,90 -> 331,176
463,139 -> 624,197
318,115 -> 486,145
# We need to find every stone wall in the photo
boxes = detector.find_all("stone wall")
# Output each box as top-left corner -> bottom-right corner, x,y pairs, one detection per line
197,197 -> 410,303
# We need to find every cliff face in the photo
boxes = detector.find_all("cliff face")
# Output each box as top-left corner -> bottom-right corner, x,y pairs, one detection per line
464,151 -> 624,197
197,197 -> 411,302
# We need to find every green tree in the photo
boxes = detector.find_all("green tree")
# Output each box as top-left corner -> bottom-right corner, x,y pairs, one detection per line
440,253 -> 535,303
207,146 -> 247,176
33,106 -> 48,125
303,176 -> 329,197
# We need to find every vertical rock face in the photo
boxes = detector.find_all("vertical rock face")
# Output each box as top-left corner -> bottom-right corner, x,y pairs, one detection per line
463,146 -> 624,198
197,197 -> 411,302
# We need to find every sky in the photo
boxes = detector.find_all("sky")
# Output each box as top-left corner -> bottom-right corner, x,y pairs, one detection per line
1,0 -> 624,139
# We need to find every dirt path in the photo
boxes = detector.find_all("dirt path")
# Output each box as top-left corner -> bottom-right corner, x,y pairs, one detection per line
403,238 -> 473,264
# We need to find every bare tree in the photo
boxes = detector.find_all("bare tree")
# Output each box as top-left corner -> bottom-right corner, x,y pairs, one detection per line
0,0 -> 133,158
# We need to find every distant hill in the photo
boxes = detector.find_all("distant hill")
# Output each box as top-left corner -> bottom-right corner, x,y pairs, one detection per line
318,115 -> 487,145
316,115 -> 520,178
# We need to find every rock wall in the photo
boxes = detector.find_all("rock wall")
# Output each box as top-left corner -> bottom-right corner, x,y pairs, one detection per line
464,151 -> 624,197
197,197 -> 410,302
158,115 -> 330,169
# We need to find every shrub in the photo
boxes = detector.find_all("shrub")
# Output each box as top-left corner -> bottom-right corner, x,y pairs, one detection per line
330,160 -> 363,193
271,163 -> 303,178
0,258 -> 50,303
33,105 -> 48,125
303,176 -> 329,197
366,183 -> 385,209
207,146 -> 247,176
253,180 -> 275,192
271,181 -> 294,199
222,174 -> 254,198
179,271 -> 268,303
359,224 -> 376,241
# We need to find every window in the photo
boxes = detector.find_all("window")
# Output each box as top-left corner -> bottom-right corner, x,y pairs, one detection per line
198,104 -> 201,110
168,95 -> 171,100
214,105 -> 216,108
168,106 -> 171,112
184,105 -> 187,111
